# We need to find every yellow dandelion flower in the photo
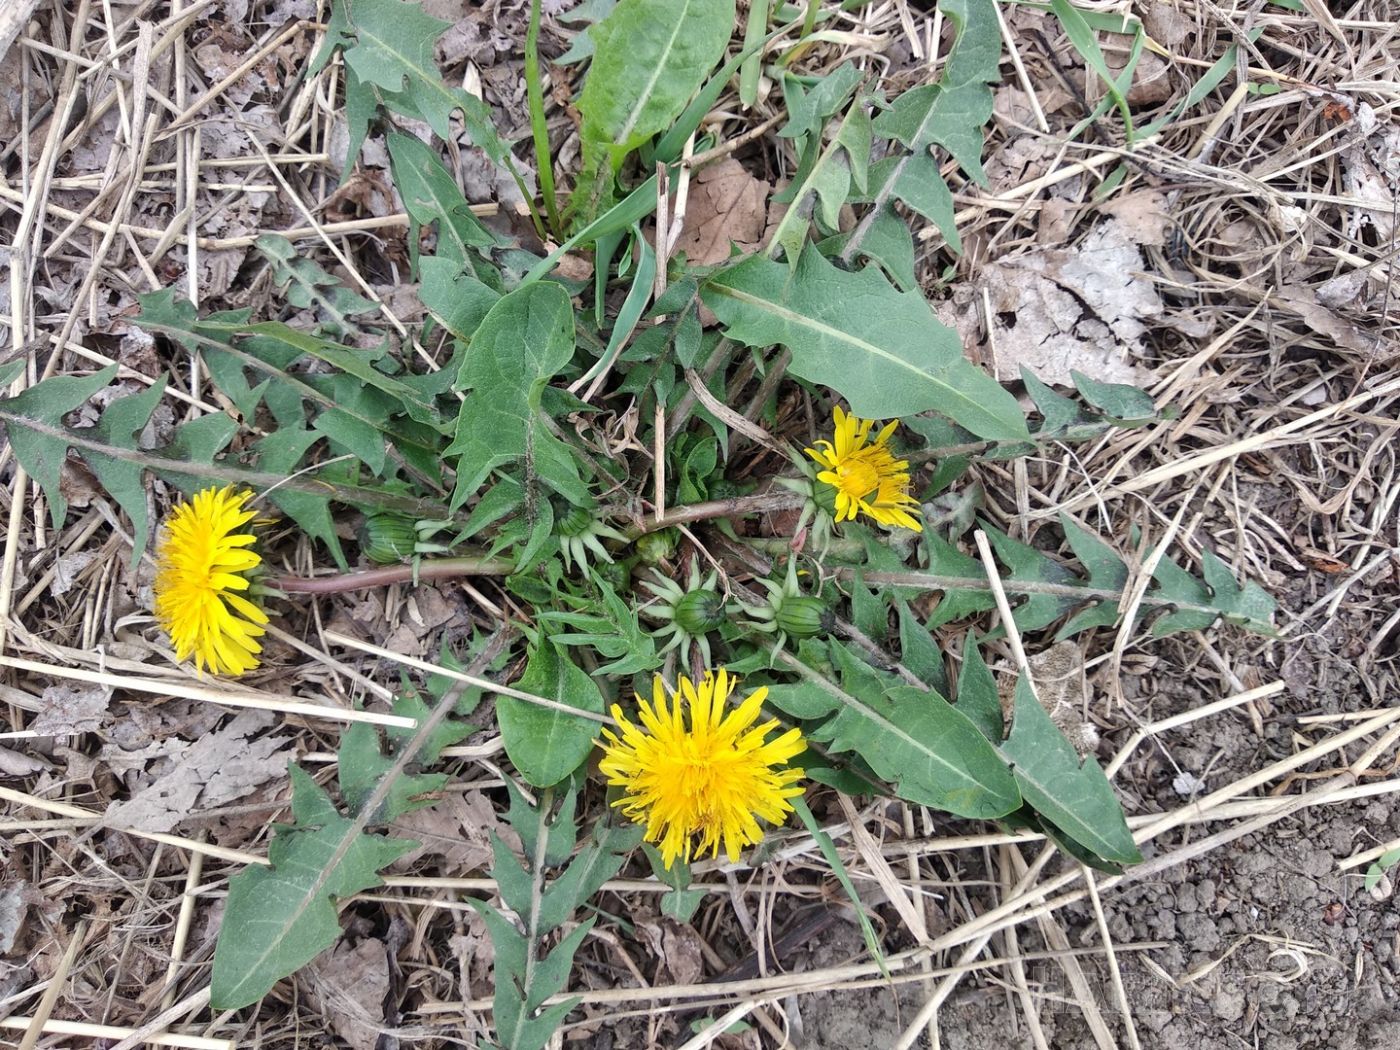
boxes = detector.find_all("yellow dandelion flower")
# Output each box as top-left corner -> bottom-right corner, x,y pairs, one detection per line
804,405 -> 923,532
153,486 -> 269,676
597,670 -> 805,869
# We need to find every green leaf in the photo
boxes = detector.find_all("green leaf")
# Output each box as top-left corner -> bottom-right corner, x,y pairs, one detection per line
771,88 -> 871,255
84,379 -> 167,563
1199,549 -> 1277,634
539,817 -> 643,931
848,572 -> 888,643
874,78 -> 993,183
445,282 -> 587,507
847,0 -> 997,261
499,641 -> 606,788
253,428 -> 347,568
703,245 -> 1029,441
419,257 -> 501,341
779,64 -> 863,143
654,17 -> 778,162
0,370 -> 442,525
475,788 -> 639,1050
1002,803 -> 1125,874
310,0 -> 507,171
211,631 -> 513,1010
527,168 -> 665,282
1056,514 -> 1129,638
954,636 -> 1004,742
999,677 -> 1140,866
643,845 -> 705,921
538,575 -> 660,676
1365,846 -> 1400,892
865,151 -> 960,254
1021,366 -> 1081,434
1150,548 -> 1276,638
239,322 -> 442,428
136,291 -> 447,487
921,533 -> 997,629
982,525 -> 1081,633
0,365 -> 120,528
577,0 -> 735,169
896,602 -> 948,696
939,0 -> 1003,88
826,202 -> 916,290
1071,370 -> 1156,422
164,413 -> 239,480
782,646 -> 1020,819
211,766 -> 414,1009
256,235 -> 378,336
556,0 -> 617,63
586,226 -> 656,390
339,692 -> 472,823
386,131 -> 501,267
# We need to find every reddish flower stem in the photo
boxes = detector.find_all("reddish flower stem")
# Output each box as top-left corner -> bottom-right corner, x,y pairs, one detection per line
274,557 -> 513,594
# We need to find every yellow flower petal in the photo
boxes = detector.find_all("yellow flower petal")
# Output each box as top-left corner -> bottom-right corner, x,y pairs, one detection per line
803,405 -> 923,532
153,486 -> 269,676
595,670 -> 806,869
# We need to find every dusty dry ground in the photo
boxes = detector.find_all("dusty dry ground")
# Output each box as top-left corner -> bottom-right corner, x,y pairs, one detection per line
1,1 -> 1399,1049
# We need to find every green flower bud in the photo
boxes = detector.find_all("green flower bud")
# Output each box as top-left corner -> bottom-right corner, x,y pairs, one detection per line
636,528 -> 678,565
774,596 -> 834,639
595,557 -> 635,593
358,514 -> 418,564
673,589 -> 727,635
556,505 -> 595,538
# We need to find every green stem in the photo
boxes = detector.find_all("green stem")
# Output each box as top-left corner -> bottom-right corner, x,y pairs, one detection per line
739,0 -> 771,107
525,0 -> 562,237
800,0 -> 820,39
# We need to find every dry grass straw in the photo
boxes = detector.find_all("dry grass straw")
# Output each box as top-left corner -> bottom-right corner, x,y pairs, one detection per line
2,0 -> 1399,1046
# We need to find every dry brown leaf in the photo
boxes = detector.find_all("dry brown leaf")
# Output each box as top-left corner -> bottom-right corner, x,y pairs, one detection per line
1315,269 -> 1370,310
31,683 -> 112,736
389,790 -> 510,872
1105,50 -> 1173,105
672,158 -> 769,266
1142,0 -> 1193,48
636,919 -> 705,985
0,747 -> 52,777
449,908 -> 497,995
1099,189 -> 1171,246
968,218 -> 1159,387
0,883 -> 30,954
305,939 -> 389,1050
403,585 -> 461,634
1271,285 -> 1382,358
103,709 -> 292,833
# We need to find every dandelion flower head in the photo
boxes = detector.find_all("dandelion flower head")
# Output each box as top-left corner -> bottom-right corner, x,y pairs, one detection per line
805,405 -> 922,532
153,486 -> 268,676
597,670 -> 805,868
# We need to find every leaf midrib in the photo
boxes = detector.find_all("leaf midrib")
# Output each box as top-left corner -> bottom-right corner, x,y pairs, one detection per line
220,630 -> 513,1006
1009,763 -> 1131,861
777,650 -> 1014,806
710,280 -> 1006,432
612,0 -> 692,146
